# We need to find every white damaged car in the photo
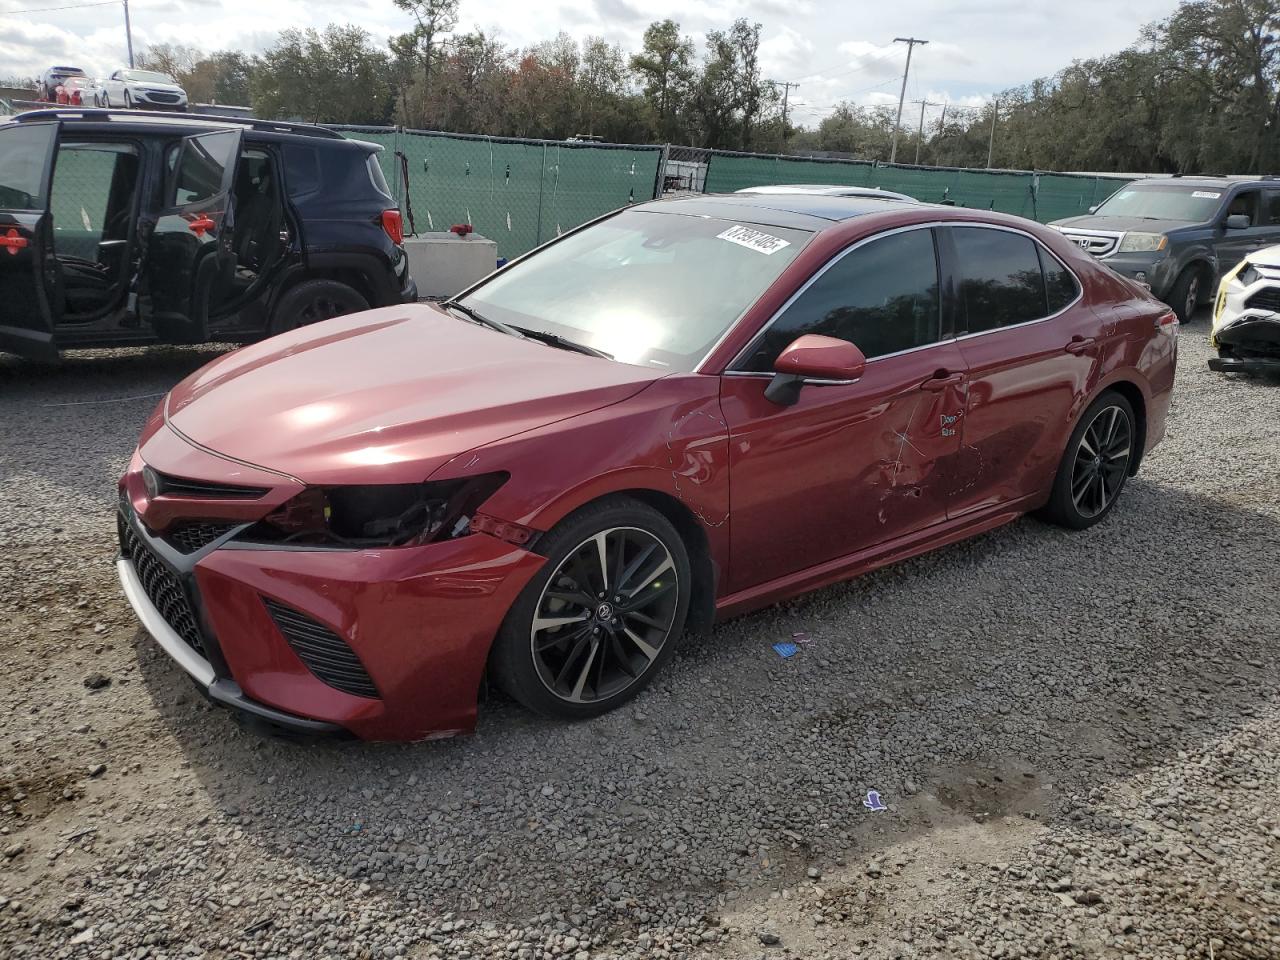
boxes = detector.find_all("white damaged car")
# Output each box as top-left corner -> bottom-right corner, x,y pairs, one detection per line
1211,245 -> 1280,376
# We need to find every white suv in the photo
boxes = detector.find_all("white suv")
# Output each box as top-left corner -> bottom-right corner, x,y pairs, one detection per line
1211,244 -> 1280,375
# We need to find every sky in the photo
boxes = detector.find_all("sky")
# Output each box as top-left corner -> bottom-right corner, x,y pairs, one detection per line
2,0 -> 1184,128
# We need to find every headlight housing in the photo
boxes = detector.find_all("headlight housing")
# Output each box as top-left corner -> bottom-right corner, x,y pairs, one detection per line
1237,264 -> 1261,287
238,473 -> 508,548
1117,232 -> 1168,253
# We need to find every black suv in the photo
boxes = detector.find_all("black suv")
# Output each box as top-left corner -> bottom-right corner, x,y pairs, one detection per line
0,109 -> 416,360
1051,176 -> 1280,323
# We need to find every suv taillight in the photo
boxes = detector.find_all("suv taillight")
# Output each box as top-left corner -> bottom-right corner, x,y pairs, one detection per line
381,209 -> 404,246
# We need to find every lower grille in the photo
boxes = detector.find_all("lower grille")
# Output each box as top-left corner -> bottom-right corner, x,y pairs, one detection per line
263,599 -> 380,699
1244,288 -> 1280,313
118,514 -> 206,656
166,521 -> 236,554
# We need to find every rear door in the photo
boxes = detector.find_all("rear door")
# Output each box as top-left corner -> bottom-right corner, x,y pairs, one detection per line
0,121 -> 62,361
144,128 -> 242,343
943,224 -> 1103,516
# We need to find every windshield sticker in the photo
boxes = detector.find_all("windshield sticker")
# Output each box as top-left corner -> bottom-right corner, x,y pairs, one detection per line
718,225 -> 791,255
1192,191 -> 1222,199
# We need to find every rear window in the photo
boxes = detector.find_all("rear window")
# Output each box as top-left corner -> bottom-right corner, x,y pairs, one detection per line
366,153 -> 392,200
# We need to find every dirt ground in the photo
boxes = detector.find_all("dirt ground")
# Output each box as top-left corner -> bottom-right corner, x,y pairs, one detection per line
1,316 -> 1278,960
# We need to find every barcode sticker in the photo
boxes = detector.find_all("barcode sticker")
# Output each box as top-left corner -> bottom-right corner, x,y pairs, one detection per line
717,225 -> 791,255
1192,191 -> 1222,199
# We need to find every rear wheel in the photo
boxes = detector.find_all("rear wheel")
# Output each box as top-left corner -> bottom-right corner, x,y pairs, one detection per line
490,497 -> 691,720
1040,390 -> 1137,530
1168,265 -> 1203,324
267,280 -> 368,336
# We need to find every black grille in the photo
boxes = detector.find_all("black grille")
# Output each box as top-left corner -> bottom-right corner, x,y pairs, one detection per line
263,599 -> 380,699
166,522 -> 237,554
151,470 -> 268,500
118,515 -> 206,656
1244,288 -> 1280,313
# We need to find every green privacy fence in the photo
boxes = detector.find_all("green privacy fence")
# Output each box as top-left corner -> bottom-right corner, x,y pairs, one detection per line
331,126 -> 664,259
703,151 -> 1133,223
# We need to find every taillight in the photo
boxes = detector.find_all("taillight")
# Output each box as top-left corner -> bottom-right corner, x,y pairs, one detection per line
1155,310 -> 1178,333
381,209 -> 404,246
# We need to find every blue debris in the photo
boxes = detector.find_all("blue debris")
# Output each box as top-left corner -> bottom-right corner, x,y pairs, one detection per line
863,791 -> 887,812
772,642 -> 799,659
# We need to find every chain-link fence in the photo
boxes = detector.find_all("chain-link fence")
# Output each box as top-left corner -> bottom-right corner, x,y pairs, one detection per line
702,150 -> 1133,223
330,126 -> 666,259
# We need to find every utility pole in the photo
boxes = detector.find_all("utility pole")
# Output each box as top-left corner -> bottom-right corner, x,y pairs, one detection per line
986,98 -> 1000,168
122,0 -> 135,68
889,37 -> 927,164
911,99 -> 934,165
770,80 -> 800,153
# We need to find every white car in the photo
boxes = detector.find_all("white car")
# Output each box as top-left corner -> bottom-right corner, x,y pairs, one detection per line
98,69 -> 188,111
1210,244 -> 1280,375
736,184 -> 918,203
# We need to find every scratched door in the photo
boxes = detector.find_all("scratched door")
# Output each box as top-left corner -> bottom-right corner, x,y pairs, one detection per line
719,339 -> 969,594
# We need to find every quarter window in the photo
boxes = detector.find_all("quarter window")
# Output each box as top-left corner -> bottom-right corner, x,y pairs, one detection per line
740,228 -> 941,371
1039,245 -> 1079,314
952,227 -> 1050,334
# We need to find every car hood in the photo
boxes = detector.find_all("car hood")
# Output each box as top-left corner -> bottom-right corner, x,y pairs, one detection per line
132,81 -> 185,93
1051,215 -> 1195,233
164,304 -> 668,485
1243,244 -> 1280,269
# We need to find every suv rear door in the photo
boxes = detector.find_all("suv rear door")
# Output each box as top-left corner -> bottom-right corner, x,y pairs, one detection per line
145,128 -> 242,343
0,121 -> 63,360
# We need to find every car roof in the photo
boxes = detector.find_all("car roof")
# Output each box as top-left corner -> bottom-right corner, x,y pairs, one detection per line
639,192 -> 923,230
7,108 -> 347,143
1128,176 -> 1279,188
736,184 -> 917,202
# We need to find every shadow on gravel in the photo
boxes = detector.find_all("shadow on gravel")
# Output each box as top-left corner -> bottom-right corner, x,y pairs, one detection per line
127,476 -> 1280,926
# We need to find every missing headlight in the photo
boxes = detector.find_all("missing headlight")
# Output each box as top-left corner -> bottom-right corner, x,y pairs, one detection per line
237,473 -> 508,548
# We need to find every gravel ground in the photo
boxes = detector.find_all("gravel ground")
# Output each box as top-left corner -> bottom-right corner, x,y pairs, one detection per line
1,319 -> 1278,960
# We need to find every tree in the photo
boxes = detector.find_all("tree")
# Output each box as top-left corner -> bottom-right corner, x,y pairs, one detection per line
252,26 -> 394,124
391,0 -> 459,127
630,20 -> 695,141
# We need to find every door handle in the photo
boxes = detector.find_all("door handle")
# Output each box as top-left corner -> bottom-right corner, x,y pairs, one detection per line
1065,336 -> 1096,355
187,215 -> 216,237
922,371 -> 963,392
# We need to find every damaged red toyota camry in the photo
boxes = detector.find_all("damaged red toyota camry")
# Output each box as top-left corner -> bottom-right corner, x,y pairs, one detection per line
118,193 -> 1177,740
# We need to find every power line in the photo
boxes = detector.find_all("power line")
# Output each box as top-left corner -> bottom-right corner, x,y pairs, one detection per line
5,0 -> 120,12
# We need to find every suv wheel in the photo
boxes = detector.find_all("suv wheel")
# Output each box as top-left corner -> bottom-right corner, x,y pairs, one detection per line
268,280 -> 369,336
1168,265 -> 1203,324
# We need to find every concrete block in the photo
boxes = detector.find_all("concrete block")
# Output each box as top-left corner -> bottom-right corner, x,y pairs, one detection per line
403,233 -> 499,299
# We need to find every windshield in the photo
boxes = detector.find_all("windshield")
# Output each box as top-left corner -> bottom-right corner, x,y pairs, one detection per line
459,209 -> 811,371
1094,184 -> 1225,221
127,70 -> 174,84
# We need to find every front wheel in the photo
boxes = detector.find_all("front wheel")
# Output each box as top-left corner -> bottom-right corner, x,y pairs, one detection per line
1168,265 -> 1202,325
490,497 -> 692,720
1040,390 -> 1137,530
123,91 -> 133,109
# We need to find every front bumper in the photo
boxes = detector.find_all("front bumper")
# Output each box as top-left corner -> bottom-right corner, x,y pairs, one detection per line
133,90 -> 188,109
1102,253 -> 1176,298
117,438 -> 547,741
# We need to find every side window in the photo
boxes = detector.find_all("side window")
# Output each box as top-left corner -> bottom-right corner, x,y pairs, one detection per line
1261,190 -> 1280,226
742,228 -> 941,371
0,122 -> 57,209
283,143 -> 322,198
49,142 -> 140,256
1227,190 -> 1259,225
952,226 -> 1047,334
168,130 -> 239,207
1038,245 -> 1080,314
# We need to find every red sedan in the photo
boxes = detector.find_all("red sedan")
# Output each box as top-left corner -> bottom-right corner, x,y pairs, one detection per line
117,194 -> 1177,740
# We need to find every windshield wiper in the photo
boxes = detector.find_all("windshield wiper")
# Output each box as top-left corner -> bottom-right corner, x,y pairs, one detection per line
510,326 -> 613,360
442,300 -> 526,339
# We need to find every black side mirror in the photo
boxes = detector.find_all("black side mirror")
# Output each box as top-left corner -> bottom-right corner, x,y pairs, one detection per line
1226,214 -> 1251,230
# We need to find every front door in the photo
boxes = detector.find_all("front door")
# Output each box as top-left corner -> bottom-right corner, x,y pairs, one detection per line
144,128 -> 242,344
720,225 -> 969,593
1215,189 -> 1272,279
942,225 -> 1105,515
0,121 -> 62,360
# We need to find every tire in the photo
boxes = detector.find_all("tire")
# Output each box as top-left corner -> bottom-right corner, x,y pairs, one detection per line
1168,265 -> 1203,325
1040,390 -> 1138,530
124,91 -> 133,109
267,280 -> 369,336
490,496 -> 692,720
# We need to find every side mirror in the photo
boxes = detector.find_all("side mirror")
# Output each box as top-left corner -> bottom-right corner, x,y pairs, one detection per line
1226,214 -> 1251,230
764,334 -> 867,406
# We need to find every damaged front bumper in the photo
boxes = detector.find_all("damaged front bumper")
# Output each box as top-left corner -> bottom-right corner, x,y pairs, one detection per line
1210,313 -> 1280,375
